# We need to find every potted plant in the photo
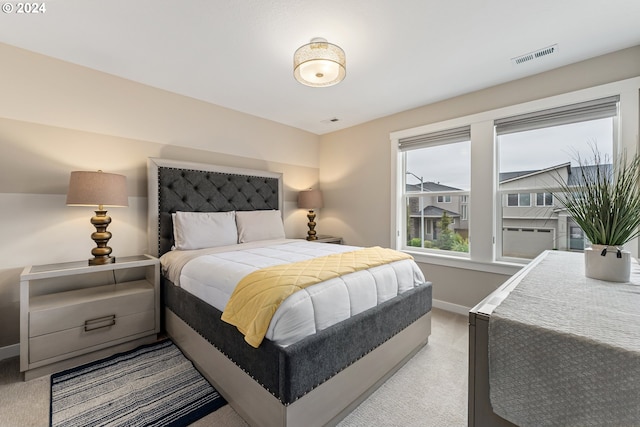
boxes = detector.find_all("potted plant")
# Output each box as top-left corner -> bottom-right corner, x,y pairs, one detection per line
552,148 -> 640,282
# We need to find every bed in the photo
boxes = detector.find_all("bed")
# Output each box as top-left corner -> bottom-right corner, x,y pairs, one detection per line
147,157 -> 433,427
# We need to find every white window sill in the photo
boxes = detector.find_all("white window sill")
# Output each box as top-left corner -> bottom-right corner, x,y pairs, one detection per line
402,249 -> 525,276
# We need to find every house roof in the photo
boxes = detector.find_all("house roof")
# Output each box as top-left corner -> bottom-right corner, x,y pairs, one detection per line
567,164 -> 613,186
406,181 -> 462,192
499,162 -> 613,186
499,163 -> 570,184
410,205 -> 461,219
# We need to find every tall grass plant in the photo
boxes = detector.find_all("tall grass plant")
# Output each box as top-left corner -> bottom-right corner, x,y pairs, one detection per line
553,149 -> 640,247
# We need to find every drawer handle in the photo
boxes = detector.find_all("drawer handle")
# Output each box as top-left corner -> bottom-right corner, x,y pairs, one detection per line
84,315 -> 116,332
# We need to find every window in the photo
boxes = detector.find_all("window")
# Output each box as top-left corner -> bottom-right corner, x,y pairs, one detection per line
506,193 -> 531,207
461,196 -> 469,221
497,96 -> 618,260
392,79 -> 637,274
536,192 -> 553,206
399,126 -> 470,254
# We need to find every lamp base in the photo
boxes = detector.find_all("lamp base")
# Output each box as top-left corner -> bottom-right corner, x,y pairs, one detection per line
306,209 -> 318,241
88,209 -> 116,266
89,256 -> 116,266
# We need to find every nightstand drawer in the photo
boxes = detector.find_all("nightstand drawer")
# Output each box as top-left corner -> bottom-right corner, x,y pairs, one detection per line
29,310 -> 155,363
29,280 -> 153,337
28,279 -> 155,364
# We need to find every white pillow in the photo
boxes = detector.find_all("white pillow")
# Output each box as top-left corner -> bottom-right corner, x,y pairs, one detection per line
172,211 -> 238,250
236,210 -> 286,243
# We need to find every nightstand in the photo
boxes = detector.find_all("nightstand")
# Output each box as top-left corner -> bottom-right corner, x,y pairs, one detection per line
313,235 -> 344,244
20,255 -> 160,380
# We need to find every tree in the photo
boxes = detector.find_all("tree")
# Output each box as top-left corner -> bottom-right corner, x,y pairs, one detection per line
436,212 -> 454,250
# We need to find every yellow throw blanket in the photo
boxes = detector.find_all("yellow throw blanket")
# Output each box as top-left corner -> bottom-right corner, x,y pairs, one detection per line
221,246 -> 413,348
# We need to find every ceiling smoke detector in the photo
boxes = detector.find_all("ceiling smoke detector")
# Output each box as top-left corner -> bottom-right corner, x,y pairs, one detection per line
511,44 -> 558,65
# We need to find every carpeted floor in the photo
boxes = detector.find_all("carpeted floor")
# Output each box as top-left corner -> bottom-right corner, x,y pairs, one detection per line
0,308 -> 468,427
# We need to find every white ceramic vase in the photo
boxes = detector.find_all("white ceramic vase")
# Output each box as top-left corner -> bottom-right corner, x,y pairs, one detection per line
584,244 -> 631,282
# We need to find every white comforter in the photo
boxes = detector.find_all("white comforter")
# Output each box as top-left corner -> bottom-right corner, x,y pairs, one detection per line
160,239 -> 426,346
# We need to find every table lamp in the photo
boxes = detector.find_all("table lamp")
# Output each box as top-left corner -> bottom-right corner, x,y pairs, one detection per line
66,170 -> 129,265
297,189 -> 324,240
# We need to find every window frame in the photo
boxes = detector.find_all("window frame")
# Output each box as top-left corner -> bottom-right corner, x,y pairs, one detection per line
398,126 -> 471,257
390,77 -> 639,275
536,192 -> 554,207
461,196 -> 469,221
506,193 -> 531,207
496,102 -> 619,262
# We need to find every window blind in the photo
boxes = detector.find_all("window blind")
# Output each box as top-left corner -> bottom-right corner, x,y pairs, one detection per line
398,126 -> 471,152
495,95 -> 619,136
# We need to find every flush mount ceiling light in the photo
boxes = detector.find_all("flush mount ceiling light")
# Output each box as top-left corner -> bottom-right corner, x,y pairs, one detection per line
293,37 -> 346,87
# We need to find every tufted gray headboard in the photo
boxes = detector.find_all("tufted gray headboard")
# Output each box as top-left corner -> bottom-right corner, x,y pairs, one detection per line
147,158 -> 283,257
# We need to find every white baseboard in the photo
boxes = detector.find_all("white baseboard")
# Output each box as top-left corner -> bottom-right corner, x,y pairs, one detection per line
433,299 -> 471,316
0,344 -> 19,361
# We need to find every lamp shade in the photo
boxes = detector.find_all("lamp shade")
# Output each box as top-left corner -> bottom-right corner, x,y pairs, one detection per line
294,38 -> 346,87
298,189 -> 324,209
66,171 -> 129,207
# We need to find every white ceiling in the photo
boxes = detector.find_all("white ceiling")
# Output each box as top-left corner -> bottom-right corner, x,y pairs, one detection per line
1,0 -> 639,135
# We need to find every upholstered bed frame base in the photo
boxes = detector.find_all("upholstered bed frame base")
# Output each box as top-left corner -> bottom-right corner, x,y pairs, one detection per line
162,274 -> 432,405
166,307 -> 431,427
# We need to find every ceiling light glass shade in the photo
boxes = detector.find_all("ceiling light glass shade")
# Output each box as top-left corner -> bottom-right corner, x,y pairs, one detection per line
294,38 -> 346,87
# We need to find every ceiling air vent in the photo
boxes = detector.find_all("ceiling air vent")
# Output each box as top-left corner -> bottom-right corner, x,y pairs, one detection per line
321,117 -> 340,124
511,44 -> 558,65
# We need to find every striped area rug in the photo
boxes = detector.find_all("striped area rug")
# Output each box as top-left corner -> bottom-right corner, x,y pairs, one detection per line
50,340 -> 226,427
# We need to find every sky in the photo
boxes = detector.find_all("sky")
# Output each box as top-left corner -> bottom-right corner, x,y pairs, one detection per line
406,140 -> 470,190
405,118 -> 613,190
499,118 -> 613,172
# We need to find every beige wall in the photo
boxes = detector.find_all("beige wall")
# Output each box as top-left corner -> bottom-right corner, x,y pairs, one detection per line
0,43 -> 321,349
318,45 -> 640,311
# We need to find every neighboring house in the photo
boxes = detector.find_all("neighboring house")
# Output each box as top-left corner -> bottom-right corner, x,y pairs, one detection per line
501,162 -> 612,258
406,181 -> 468,243
499,163 -> 574,258
408,163 -> 609,258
